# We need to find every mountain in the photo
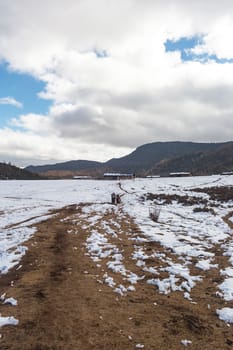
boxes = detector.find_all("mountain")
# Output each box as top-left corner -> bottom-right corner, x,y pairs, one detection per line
25,141 -> 233,178
27,160 -> 103,175
148,142 -> 233,176
0,162 -> 42,180
105,141 -> 222,174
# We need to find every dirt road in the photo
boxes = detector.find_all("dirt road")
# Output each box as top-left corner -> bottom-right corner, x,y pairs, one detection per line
0,204 -> 233,350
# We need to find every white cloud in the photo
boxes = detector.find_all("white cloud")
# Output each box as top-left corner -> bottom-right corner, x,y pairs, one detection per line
0,96 -> 23,108
0,127 -> 131,166
1,0 -> 233,165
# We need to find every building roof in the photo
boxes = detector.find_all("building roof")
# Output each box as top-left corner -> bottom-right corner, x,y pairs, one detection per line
103,173 -> 134,177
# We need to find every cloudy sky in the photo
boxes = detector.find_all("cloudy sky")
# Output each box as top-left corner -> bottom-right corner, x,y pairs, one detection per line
1,0 -> 233,166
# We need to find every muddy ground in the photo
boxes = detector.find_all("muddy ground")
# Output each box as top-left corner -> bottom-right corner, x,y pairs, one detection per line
0,203 -> 233,350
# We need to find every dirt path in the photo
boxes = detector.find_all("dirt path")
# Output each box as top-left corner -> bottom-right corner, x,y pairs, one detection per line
0,204 -> 233,349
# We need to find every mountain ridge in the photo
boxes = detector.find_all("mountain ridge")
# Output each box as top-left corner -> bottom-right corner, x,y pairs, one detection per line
25,141 -> 233,178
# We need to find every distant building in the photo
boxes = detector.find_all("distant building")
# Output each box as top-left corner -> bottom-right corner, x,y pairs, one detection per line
221,171 -> 233,175
73,175 -> 92,179
169,172 -> 191,177
103,173 -> 134,180
146,175 -> 160,178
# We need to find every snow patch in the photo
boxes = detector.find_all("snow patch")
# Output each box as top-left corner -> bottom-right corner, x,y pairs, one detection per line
0,316 -> 19,327
217,308 -> 233,323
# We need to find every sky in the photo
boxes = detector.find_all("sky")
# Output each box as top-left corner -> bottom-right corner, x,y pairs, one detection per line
1,0 -> 233,166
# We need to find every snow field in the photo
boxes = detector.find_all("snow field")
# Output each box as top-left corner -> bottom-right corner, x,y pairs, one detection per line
0,175 -> 233,325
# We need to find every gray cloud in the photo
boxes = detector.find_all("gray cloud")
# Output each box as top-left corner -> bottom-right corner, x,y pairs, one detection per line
54,106 -> 111,139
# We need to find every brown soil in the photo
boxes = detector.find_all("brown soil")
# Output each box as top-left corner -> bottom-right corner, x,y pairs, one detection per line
192,186 -> 233,202
0,204 -> 233,350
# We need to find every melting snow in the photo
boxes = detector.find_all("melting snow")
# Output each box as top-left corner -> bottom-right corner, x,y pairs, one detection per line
181,339 -> 192,346
217,308 -> 233,323
0,316 -> 19,327
1,175 -> 233,323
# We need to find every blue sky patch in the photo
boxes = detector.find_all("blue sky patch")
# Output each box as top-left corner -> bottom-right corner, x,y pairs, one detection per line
165,35 -> 204,61
165,35 -> 233,64
0,62 -> 51,128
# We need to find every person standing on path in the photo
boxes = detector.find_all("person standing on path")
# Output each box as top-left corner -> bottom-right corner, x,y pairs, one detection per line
111,192 -> 116,204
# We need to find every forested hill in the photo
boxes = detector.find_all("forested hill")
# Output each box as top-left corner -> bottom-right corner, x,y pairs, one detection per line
26,160 -> 102,174
0,162 -> 42,180
147,142 -> 233,176
105,141 -> 222,173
